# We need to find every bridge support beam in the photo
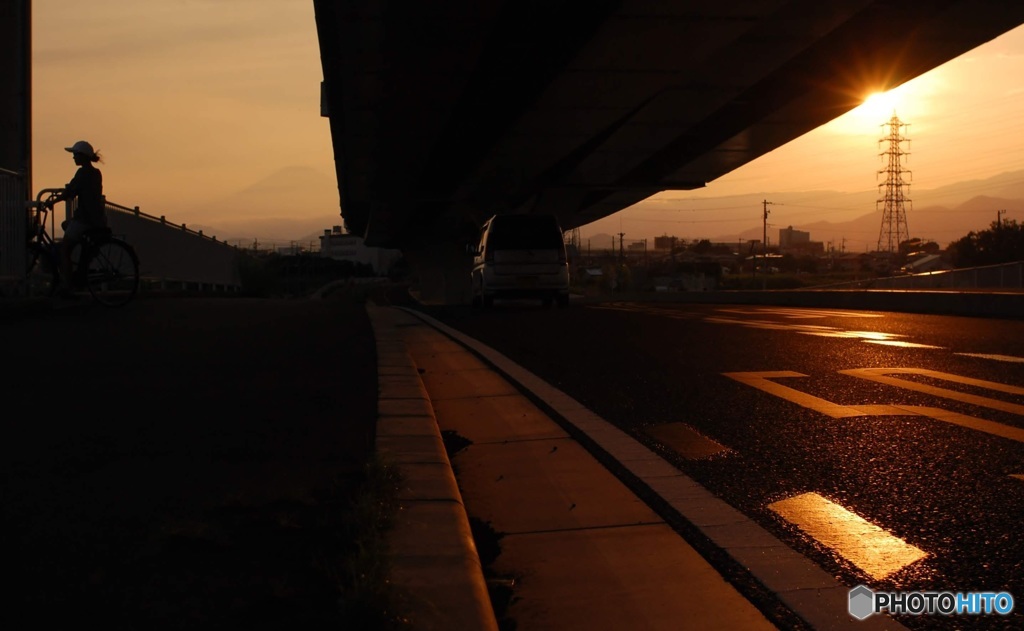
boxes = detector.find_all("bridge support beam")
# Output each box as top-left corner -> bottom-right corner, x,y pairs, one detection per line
405,240 -> 472,306
0,0 -> 31,182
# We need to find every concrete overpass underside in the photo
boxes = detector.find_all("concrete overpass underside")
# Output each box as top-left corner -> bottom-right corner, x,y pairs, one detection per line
313,0 -> 1024,303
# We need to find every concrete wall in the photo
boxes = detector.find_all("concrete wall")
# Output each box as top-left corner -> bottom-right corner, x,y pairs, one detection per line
106,206 -> 240,288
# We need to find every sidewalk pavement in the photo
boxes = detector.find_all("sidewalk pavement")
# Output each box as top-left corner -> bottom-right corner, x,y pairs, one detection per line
368,303 -> 907,630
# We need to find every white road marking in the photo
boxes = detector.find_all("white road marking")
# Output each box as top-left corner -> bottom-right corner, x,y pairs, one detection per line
956,353 -> 1024,363
707,317 -> 946,350
705,316 -> 804,331
769,492 -> 929,580
840,368 -> 1024,415
726,370 -> 1024,444
863,340 -> 944,349
717,307 -> 881,319
890,406 -> 1024,444
644,422 -> 729,459
723,371 -> 865,418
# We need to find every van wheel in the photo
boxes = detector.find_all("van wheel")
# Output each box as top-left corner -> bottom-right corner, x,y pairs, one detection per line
542,296 -> 554,309
557,295 -> 569,308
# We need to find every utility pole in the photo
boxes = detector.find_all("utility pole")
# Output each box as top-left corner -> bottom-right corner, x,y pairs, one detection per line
759,199 -> 773,287
998,209 -> 1006,228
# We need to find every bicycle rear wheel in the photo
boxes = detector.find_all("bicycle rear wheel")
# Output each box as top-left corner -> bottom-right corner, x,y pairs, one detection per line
83,238 -> 139,307
25,242 -> 59,297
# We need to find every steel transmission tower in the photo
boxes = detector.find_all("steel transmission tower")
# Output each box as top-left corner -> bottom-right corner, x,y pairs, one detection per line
876,113 -> 911,254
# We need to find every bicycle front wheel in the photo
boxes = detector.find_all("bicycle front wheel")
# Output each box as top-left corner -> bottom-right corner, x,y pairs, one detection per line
83,239 -> 139,307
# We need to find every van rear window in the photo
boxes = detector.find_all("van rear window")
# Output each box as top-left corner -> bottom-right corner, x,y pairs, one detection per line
488,215 -> 564,250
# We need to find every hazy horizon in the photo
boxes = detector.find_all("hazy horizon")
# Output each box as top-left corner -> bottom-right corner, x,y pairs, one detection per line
578,169 -> 1024,254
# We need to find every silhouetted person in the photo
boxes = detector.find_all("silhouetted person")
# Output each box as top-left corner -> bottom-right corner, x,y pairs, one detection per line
48,140 -> 106,293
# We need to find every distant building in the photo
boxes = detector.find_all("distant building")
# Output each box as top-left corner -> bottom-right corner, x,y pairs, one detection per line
318,226 -> 402,274
654,235 -> 679,251
779,225 -> 810,248
779,225 -> 825,256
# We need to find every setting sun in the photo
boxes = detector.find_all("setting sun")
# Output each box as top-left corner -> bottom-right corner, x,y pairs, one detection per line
860,91 -> 901,121
824,88 -> 907,137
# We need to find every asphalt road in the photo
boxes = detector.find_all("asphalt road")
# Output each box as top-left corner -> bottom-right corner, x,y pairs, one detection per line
420,299 -> 1024,630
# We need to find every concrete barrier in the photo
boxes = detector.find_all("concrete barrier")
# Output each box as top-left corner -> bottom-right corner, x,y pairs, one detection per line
105,205 -> 241,290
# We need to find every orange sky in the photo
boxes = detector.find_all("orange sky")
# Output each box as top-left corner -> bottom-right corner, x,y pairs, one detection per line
31,2 -> 1024,247
32,0 -> 334,233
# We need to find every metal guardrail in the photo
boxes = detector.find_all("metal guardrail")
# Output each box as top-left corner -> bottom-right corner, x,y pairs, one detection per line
813,261 -> 1024,291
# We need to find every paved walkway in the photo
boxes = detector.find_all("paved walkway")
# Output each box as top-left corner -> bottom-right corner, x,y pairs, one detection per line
372,303 -> 827,626
368,303 -> 913,626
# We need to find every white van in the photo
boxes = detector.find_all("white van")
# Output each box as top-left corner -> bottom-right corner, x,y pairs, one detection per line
469,214 -> 570,308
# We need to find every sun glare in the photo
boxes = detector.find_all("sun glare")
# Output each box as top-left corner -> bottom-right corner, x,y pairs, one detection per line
823,88 -> 905,137
860,91 -> 900,120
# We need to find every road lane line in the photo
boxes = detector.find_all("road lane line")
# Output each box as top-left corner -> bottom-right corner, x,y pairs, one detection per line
716,307 -> 881,319
894,406 -> 1024,444
727,370 -> 1024,443
768,492 -> 929,580
706,317 -> 845,334
863,340 -> 944,349
644,422 -> 729,459
840,368 -> 1024,415
723,371 -> 867,419
956,353 -> 1024,363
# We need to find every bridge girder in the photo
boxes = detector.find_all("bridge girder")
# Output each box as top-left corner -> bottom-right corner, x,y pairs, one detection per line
314,0 -> 1024,249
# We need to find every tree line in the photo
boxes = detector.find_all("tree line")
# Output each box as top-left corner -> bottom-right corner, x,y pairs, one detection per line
944,219 -> 1024,268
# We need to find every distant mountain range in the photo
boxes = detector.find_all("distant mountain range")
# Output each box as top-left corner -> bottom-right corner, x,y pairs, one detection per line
185,165 -> 344,245
184,165 -> 1024,252
582,169 -> 1024,254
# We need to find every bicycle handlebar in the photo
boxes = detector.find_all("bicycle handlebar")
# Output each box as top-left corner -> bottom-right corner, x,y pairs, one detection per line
27,189 -> 66,243
36,188 -> 64,204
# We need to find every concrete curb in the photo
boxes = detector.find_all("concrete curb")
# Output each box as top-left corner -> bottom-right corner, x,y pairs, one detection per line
400,305 -> 909,631
367,303 -> 499,631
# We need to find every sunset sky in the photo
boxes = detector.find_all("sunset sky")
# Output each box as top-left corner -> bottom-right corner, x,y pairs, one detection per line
31,2 -> 1024,247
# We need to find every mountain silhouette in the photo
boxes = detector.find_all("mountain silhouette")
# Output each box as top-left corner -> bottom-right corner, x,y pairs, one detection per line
582,169 -> 1024,253
187,166 -> 344,242
185,166 -> 1024,249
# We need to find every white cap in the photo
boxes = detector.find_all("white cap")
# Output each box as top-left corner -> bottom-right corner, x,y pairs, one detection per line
65,140 -> 97,158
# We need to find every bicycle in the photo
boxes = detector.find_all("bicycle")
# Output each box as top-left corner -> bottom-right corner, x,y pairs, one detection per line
26,189 -> 140,307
